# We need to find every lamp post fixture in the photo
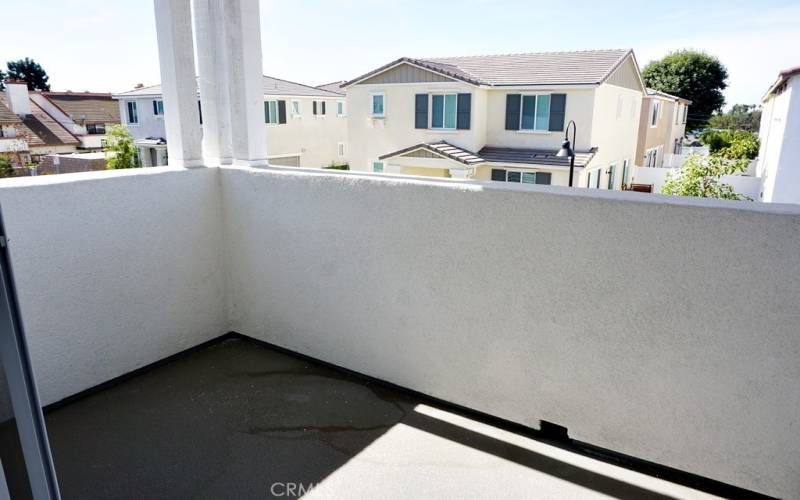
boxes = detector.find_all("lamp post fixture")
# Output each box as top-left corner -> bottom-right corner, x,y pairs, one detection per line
556,120 -> 577,187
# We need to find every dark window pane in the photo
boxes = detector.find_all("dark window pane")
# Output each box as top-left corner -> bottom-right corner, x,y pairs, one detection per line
507,171 -> 521,183
491,169 -> 506,181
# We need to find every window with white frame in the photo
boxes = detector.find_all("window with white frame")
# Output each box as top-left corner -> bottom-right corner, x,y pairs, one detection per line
313,100 -> 326,117
682,106 -> 688,124
650,101 -> 661,127
621,159 -> 630,188
371,93 -> 385,117
337,142 -> 345,158
153,100 -> 164,116
291,100 -> 301,116
607,164 -> 616,190
431,93 -> 457,129
264,100 -> 279,124
520,94 -> 550,131
126,101 -> 139,124
336,100 -> 346,117
490,169 -> 551,185
372,161 -> 384,173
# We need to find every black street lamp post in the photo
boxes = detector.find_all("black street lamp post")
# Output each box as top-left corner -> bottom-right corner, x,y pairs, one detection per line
556,120 -> 577,187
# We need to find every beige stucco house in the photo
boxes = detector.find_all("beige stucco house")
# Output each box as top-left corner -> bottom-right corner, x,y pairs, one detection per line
114,76 -> 347,168
635,88 -> 691,168
344,49 -> 646,189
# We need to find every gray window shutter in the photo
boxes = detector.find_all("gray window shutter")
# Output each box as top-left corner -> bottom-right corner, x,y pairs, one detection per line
491,169 -> 506,181
264,102 -> 269,123
278,100 -> 287,124
322,101 -> 326,115
505,94 -> 521,130
549,94 -> 566,131
198,101 -> 202,124
313,101 -> 317,115
457,93 -> 471,130
153,100 -> 158,115
535,172 -> 552,185
415,94 -> 428,129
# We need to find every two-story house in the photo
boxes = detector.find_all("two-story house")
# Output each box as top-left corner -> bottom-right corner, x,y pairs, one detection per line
30,91 -> 120,152
344,49 -> 646,189
113,76 -> 347,169
635,88 -> 691,169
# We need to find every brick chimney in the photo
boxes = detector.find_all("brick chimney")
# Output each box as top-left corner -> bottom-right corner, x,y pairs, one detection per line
3,79 -> 32,116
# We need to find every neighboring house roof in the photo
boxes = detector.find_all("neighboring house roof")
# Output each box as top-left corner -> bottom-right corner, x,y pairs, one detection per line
645,88 -> 692,104
379,142 -> 596,169
345,49 -> 634,88
479,146 -> 595,168
42,92 -> 121,124
114,76 -> 344,99
0,94 -> 79,147
315,81 -> 346,95
0,99 -> 22,124
763,66 -> 800,101
380,142 -> 484,165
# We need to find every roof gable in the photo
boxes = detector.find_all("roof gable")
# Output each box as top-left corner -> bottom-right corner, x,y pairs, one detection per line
359,61 -> 459,86
346,49 -> 635,88
601,52 -> 646,93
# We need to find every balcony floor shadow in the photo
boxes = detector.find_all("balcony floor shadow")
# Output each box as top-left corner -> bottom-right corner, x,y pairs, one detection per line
0,337 -> 724,499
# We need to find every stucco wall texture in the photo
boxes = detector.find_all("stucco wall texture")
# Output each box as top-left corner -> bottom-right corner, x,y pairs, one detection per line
0,165 -> 799,498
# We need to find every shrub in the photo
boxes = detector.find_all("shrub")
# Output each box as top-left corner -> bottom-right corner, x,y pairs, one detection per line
661,154 -> 752,201
0,156 -> 14,178
699,129 -> 759,159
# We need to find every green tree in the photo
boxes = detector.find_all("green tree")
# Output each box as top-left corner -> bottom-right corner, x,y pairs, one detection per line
104,125 -> 140,169
643,50 -> 728,130
661,154 -> 751,201
6,58 -> 51,91
0,69 -> 5,91
708,104 -> 762,132
699,130 -> 759,159
0,156 -> 15,178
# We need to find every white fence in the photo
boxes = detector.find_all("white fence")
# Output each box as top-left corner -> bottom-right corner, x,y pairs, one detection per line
632,166 -> 762,199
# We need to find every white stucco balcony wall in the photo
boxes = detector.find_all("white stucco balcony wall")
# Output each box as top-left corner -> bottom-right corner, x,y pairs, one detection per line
0,166 -> 798,497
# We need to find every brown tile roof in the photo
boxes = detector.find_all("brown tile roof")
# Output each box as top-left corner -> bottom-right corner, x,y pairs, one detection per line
645,88 -> 692,104
42,93 -> 120,124
23,99 -> 79,146
0,99 -> 21,123
345,49 -> 633,87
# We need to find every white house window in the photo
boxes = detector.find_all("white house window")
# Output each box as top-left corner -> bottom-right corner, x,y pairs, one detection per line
372,161 -> 384,173
431,93 -> 457,129
490,169 -> 551,185
337,142 -> 345,158
520,94 -> 550,131
682,106 -> 688,124
607,164 -> 616,190
371,93 -> 385,117
621,159 -> 630,188
650,101 -> 661,127
126,101 -> 139,124
291,100 -> 301,116
153,100 -> 164,116
312,100 -> 326,116
336,100 -> 345,117
264,100 -> 279,124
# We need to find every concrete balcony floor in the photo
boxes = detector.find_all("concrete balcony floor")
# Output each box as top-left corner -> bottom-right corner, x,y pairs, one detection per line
1,337 -> 722,499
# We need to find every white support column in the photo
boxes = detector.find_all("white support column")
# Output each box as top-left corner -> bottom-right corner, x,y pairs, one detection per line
222,0 -> 269,167
192,0 -> 232,165
154,0 -> 203,168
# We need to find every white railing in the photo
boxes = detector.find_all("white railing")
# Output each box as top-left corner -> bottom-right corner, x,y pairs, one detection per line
0,165 -> 798,498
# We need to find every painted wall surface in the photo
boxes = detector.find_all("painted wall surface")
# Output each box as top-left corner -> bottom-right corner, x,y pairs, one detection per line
0,167 -> 227,408
0,165 -> 798,497
757,77 -> 800,204
117,96 -> 347,168
585,83 -> 642,189
347,82 -> 488,172
222,166 -> 800,499
635,97 -> 674,167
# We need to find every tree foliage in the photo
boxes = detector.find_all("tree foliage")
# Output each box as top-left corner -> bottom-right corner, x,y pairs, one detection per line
642,50 -> 728,130
708,104 -> 761,132
661,154 -> 751,201
104,125 -> 140,169
6,58 -> 51,91
0,70 -> 5,91
0,156 -> 15,178
699,130 -> 759,159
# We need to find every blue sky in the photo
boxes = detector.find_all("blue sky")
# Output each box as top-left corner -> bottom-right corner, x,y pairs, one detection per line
2,0 -> 798,107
